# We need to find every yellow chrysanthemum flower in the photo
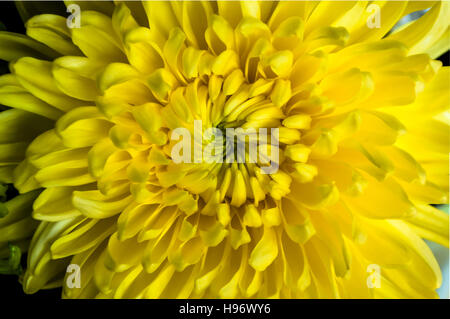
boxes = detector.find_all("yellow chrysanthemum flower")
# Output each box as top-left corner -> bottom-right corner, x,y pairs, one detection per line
0,0 -> 449,299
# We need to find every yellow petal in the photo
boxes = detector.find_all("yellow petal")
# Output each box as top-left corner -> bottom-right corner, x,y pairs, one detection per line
56,107 -> 112,148
0,76 -> 63,119
32,186 -> 81,222
71,11 -> 125,63
0,31 -> 58,61
51,217 -> 115,259
72,187 -> 132,219
388,1 -> 449,55
26,14 -> 82,56
406,204 -> 449,247
249,226 -> 278,272
11,57 -> 85,111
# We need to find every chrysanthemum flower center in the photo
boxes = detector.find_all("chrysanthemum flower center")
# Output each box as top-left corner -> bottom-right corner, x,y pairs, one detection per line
0,1 -> 448,299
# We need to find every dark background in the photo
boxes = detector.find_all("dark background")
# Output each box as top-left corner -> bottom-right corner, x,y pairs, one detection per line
0,1 -> 448,300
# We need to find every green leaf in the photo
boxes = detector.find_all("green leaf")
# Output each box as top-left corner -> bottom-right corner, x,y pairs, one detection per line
0,183 -> 7,201
0,244 -> 22,275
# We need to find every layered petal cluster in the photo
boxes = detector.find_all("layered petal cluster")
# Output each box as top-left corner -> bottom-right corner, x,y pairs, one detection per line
0,1 -> 449,298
